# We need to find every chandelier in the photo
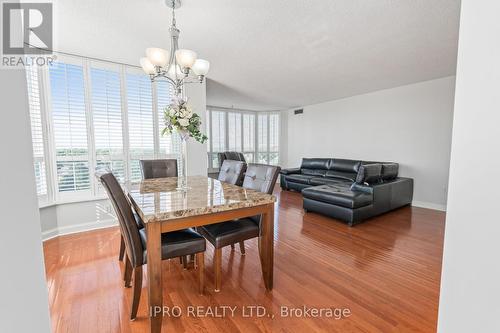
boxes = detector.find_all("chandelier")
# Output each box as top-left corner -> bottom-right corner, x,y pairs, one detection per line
140,0 -> 210,96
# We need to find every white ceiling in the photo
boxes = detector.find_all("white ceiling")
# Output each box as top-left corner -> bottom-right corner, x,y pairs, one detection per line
52,0 -> 461,110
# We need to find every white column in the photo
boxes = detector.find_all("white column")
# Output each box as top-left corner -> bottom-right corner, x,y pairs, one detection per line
438,1 -> 500,332
0,67 -> 51,331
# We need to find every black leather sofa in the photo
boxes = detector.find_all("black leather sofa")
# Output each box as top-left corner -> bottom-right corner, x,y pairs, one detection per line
280,158 -> 413,226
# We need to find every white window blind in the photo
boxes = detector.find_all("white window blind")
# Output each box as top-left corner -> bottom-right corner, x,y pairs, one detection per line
25,65 -> 48,197
227,112 -> 242,151
90,66 -> 125,183
126,73 -> 154,182
49,61 -> 91,193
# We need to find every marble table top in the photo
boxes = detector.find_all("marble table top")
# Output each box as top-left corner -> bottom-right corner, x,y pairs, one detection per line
127,176 -> 276,223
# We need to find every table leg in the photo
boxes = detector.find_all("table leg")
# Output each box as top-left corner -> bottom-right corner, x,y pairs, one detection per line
146,222 -> 163,333
259,203 -> 274,290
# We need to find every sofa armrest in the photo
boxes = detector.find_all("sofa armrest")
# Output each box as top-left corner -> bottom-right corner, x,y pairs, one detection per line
280,168 -> 301,175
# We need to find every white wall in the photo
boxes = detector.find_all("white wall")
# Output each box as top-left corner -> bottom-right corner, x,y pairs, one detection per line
438,1 -> 500,332
0,68 -> 51,331
286,76 -> 456,210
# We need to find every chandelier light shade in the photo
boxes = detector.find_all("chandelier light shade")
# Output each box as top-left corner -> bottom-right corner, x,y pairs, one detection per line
140,57 -> 156,74
145,47 -> 169,67
141,0 -> 209,96
192,59 -> 210,76
175,49 -> 197,69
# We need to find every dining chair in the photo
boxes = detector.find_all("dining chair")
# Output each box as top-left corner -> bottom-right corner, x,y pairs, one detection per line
217,159 -> 246,186
198,163 -> 280,292
140,159 -> 178,179
99,172 -> 206,320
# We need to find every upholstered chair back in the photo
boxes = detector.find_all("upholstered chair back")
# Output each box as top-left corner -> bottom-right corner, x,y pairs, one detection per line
242,164 -> 281,224
218,151 -> 246,168
218,160 -> 246,186
140,159 -> 178,179
242,163 -> 281,194
99,173 -> 143,267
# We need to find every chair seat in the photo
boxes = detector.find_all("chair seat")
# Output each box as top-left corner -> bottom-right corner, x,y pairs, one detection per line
139,228 -> 206,262
198,218 -> 260,249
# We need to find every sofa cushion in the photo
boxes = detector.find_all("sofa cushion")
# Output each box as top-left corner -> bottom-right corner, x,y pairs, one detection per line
330,159 -> 361,173
310,177 -> 351,186
356,163 -> 382,184
302,184 -> 373,209
381,163 -> 399,181
325,170 -> 357,182
302,168 -> 327,176
300,158 -> 332,170
285,174 -> 315,185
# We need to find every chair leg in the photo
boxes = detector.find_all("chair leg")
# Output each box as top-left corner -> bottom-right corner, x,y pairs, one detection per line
239,241 -> 246,255
130,266 -> 143,320
214,248 -> 222,292
196,252 -> 205,295
119,234 -> 125,261
179,256 -> 183,265
182,256 -> 188,269
124,253 -> 132,288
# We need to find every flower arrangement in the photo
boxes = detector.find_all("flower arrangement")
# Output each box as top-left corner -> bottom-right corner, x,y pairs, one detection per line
162,97 -> 207,143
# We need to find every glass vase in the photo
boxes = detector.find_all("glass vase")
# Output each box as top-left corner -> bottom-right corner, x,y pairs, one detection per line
177,130 -> 189,191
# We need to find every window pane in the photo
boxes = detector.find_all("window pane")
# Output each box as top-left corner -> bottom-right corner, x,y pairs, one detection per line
243,114 -> 255,152
25,65 -> 47,196
90,67 -> 125,183
211,110 -> 226,152
269,113 -> 280,152
49,62 -> 90,192
227,112 -> 242,151
126,73 -> 154,182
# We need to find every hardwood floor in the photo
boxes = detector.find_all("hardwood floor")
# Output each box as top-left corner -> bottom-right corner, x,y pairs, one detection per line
43,189 -> 445,333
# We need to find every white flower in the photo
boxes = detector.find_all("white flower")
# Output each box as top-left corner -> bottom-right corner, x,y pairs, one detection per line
178,118 -> 189,127
169,108 -> 176,116
185,108 -> 193,119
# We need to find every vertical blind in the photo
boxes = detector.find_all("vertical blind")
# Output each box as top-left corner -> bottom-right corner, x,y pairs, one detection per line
26,55 -> 177,203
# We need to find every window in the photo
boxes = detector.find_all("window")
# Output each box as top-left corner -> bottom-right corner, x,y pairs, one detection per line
25,54 -> 178,204
49,61 -> 91,194
90,65 -> 125,184
26,64 -> 48,199
206,107 -> 281,169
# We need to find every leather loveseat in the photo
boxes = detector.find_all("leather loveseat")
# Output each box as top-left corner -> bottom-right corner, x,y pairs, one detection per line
280,158 -> 413,226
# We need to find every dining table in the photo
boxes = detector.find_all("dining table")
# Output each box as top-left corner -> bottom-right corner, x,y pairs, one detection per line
127,175 -> 276,333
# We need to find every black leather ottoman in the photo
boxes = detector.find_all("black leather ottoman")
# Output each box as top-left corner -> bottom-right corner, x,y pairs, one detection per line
302,184 -> 375,226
